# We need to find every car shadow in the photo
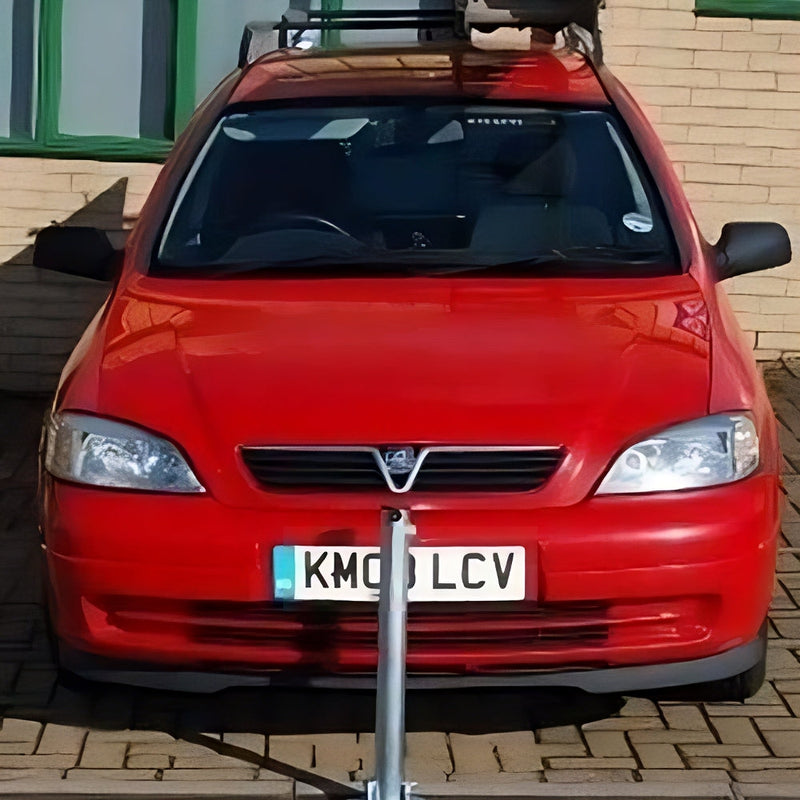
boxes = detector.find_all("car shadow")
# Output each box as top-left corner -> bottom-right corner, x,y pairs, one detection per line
5,618 -> 623,738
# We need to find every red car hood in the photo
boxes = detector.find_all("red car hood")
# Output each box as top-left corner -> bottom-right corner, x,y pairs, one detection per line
69,274 -> 711,504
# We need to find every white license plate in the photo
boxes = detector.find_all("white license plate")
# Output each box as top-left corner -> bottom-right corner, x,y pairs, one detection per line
273,545 -> 526,602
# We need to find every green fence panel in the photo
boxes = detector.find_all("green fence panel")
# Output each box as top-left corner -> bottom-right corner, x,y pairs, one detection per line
696,0 -> 800,19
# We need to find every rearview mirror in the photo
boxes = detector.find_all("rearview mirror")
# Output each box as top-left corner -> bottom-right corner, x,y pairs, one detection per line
33,226 -> 120,281
714,222 -> 792,282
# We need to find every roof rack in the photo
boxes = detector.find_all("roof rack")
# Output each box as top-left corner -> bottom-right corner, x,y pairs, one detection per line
239,2 -> 603,68
275,8 -> 456,50
239,8 -> 455,67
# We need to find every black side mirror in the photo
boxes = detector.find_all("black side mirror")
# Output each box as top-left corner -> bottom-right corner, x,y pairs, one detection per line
714,222 -> 792,282
32,226 -> 119,281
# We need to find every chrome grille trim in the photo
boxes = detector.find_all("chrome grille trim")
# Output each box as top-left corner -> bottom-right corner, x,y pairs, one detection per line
240,445 -> 563,494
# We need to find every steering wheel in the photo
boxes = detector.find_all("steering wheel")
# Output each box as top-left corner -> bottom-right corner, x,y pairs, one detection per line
258,213 -> 357,240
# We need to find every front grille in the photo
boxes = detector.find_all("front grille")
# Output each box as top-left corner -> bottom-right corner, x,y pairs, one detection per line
240,446 -> 564,493
411,450 -> 562,491
242,449 -> 385,489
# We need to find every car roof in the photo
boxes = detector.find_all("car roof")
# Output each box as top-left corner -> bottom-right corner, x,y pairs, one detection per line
230,42 -> 610,108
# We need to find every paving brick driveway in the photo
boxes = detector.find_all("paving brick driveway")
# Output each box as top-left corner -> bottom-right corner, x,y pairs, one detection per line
1,363 -> 800,799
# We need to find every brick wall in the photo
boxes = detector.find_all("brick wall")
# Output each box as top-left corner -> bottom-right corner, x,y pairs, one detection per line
0,2 -> 799,392
600,0 -> 800,359
0,159 -> 161,392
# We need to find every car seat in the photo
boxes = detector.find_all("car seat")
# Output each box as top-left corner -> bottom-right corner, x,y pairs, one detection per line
470,132 -> 612,257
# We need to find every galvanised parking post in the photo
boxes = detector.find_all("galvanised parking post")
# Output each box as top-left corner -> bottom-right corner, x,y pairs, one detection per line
368,508 -> 416,800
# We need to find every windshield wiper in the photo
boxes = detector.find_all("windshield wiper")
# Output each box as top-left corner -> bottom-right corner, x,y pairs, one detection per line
157,247 -> 670,278
159,251 -> 480,276
410,248 -> 669,276
550,246 -> 668,261
407,254 -> 568,276
159,255 -> 382,276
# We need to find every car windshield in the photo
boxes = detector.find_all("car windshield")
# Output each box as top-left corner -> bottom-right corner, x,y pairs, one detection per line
156,104 -> 679,276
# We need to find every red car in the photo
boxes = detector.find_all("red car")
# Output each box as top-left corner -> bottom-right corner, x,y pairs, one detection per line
36,5 -> 791,699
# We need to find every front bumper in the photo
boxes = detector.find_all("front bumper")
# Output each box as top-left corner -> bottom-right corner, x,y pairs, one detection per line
58,624 -> 767,694
43,473 -> 780,680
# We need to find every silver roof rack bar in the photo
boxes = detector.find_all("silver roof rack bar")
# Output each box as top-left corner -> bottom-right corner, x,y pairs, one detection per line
240,8 -> 456,66
273,8 -> 456,54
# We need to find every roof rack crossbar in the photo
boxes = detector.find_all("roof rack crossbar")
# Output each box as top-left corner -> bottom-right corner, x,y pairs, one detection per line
274,9 -> 456,49
309,9 -> 456,20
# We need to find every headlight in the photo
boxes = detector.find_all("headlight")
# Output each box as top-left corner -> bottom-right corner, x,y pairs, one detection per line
44,412 -> 204,493
596,414 -> 759,495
